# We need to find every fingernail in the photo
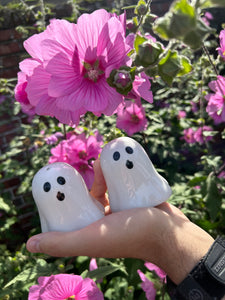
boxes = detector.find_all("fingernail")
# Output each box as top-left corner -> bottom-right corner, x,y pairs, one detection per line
27,238 -> 40,253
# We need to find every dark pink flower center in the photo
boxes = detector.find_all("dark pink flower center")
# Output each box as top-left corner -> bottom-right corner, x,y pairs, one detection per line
83,60 -> 104,83
131,114 -> 140,123
65,296 -> 76,300
78,150 -> 87,159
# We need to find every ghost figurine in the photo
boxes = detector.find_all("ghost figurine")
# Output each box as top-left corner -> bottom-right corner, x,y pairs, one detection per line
100,137 -> 172,212
32,162 -> 104,232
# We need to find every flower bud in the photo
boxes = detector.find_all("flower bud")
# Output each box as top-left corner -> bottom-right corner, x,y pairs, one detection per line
107,67 -> 136,95
135,41 -> 163,67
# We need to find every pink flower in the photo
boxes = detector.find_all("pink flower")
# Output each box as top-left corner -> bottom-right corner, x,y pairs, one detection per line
218,171 -> 225,179
14,70 -> 36,116
217,29 -> 225,61
201,12 -> 213,26
15,10 -> 153,125
205,75 -> 225,124
49,140 -> 70,164
144,262 -> 167,282
89,258 -> 103,283
182,128 -> 196,144
28,274 -> 104,300
190,100 -> 199,112
177,110 -> 186,119
137,269 -> 156,300
116,101 -> 148,136
193,126 -> 213,144
49,131 -> 103,189
44,132 -> 64,145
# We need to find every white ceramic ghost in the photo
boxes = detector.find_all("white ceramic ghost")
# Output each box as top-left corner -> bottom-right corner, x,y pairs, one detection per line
100,137 -> 172,212
32,162 -> 104,232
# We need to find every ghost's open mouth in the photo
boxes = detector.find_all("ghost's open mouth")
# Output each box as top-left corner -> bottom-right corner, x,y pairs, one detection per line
57,191 -> 65,201
126,160 -> 133,169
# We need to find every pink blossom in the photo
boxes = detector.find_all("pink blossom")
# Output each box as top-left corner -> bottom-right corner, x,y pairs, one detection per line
144,262 -> 167,282
28,274 -> 104,300
116,100 -> 148,136
201,11 -> 213,26
177,110 -> 186,119
14,71 -> 36,116
49,140 -> 70,164
218,171 -> 225,179
190,101 -> 199,112
44,132 -> 64,145
217,29 -> 225,61
89,258 -> 103,283
193,126 -> 213,144
49,131 -> 103,189
205,75 -> 225,124
16,10 -> 153,125
182,128 -> 196,144
137,269 -> 156,300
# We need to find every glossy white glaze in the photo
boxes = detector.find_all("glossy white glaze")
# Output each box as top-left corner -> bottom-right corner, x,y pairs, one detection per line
100,137 -> 172,212
32,162 -> 104,232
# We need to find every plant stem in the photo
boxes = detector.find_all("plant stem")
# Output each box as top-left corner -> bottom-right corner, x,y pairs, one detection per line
202,44 -> 219,76
136,0 -> 153,32
63,124 -> 67,140
39,0 -> 46,29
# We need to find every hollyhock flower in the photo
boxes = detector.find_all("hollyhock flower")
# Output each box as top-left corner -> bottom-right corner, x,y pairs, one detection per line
28,274 -> 104,300
127,72 -> 153,105
49,131 -> 103,189
190,100 -> 199,113
137,269 -> 156,300
217,29 -> 225,61
182,128 -> 196,144
201,11 -> 213,26
16,9 -> 153,125
44,132 -> 64,145
14,70 -> 36,116
116,100 -> 148,136
144,262 -> 167,282
218,171 -> 225,179
193,126 -> 213,144
205,75 -> 225,124
177,110 -> 186,119
49,140 -> 70,164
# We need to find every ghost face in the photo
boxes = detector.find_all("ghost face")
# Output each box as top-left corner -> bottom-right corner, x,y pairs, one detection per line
100,137 -> 172,212
32,162 -> 104,232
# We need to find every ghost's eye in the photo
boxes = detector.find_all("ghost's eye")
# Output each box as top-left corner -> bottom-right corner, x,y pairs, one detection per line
43,182 -> 51,192
125,146 -> 133,154
113,151 -> 120,161
57,176 -> 66,185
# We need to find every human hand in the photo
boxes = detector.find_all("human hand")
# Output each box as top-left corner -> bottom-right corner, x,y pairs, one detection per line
26,160 -> 214,285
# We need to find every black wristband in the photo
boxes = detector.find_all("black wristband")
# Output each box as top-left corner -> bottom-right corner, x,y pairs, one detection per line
167,236 -> 225,300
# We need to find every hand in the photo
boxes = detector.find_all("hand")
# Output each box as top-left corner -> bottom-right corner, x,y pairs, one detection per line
26,160 -> 214,285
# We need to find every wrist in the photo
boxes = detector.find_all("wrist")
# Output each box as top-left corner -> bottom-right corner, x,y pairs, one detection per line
167,236 -> 225,300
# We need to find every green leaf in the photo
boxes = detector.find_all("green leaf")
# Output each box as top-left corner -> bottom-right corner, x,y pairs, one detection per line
86,261 -> 127,281
201,0 -> 225,6
158,50 -> 182,86
135,41 -> 164,67
134,35 -> 147,53
177,56 -> 193,76
153,0 -> 196,40
3,259 -> 54,289
204,173 -> 222,221
0,196 -> 11,213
